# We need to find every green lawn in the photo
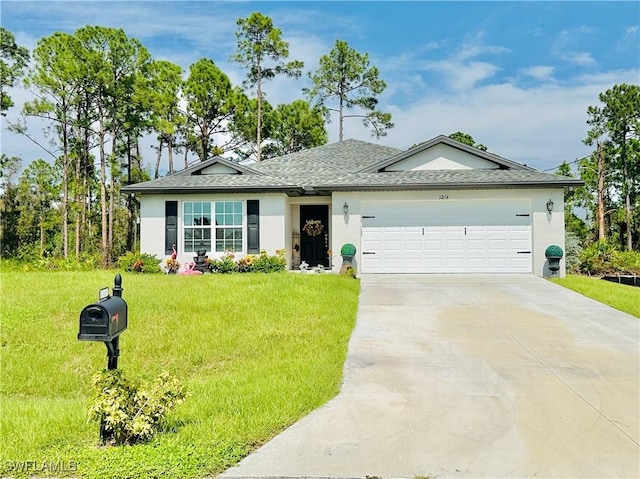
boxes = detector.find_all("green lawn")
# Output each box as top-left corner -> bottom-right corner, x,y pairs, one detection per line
551,274 -> 640,318
0,271 -> 360,478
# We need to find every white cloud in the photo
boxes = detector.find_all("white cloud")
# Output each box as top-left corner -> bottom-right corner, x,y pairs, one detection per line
562,51 -> 597,68
337,68 -> 639,172
615,25 -> 640,54
520,66 -> 555,81
424,60 -> 500,91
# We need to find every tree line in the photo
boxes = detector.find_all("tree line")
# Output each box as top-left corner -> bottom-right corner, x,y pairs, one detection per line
0,14 -> 393,264
1,18 -> 638,268
558,83 -> 640,253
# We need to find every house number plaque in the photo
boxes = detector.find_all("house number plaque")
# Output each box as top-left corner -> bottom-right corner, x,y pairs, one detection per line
438,194 -> 449,200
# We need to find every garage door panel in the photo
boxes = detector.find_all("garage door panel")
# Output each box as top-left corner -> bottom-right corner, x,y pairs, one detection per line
361,199 -> 532,274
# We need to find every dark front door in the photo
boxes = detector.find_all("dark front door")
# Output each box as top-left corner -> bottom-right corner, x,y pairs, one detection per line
300,205 -> 329,267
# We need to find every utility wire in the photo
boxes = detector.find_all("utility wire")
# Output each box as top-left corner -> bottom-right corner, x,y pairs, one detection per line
543,155 -> 591,172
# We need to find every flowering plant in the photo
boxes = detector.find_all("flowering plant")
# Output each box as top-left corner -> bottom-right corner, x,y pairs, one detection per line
164,257 -> 180,273
236,255 -> 254,272
303,219 -> 324,237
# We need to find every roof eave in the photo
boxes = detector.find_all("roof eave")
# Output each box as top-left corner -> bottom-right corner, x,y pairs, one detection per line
318,180 -> 584,191
120,185 -> 304,195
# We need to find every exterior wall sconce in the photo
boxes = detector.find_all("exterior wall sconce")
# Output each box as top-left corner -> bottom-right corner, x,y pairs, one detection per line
343,202 -> 349,215
546,199 -> 554,213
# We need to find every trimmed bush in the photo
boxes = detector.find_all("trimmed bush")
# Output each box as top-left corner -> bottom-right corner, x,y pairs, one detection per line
340,243 -> 356,257
545,244 -> 564,258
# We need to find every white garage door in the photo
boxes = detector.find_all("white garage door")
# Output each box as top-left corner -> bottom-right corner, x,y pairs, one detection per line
361,199 -> 532,273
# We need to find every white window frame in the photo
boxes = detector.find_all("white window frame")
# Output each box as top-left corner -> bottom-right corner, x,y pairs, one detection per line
182,200 -> 244,254
213,201 -> 244,253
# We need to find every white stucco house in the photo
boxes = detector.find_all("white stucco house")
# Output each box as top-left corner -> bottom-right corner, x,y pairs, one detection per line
122,135 -> 582,277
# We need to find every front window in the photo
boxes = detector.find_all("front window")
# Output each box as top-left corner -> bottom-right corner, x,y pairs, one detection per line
215,201 -> 243,252
183,201 -> 243,253
183,201 -> 212,252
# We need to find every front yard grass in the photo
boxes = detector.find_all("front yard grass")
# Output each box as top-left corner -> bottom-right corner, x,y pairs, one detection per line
0,271 -> 360,478
551,274 -> 640,318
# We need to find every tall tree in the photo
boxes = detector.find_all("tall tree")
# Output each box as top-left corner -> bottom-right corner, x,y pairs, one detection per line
305,39 -> 393,141
0,27 -> 29,115
183,58 -> 241,162
147,60 -> 184,178
262,100 -> 327,158
585,83 -> 640,250
0,154 -> 22,255
16,159 -> 60,256
75,25 -> 152,264
230,95 -> 274,162
556,161 -> 588,241
231,12 -> 303,161
21,32 -> 83,259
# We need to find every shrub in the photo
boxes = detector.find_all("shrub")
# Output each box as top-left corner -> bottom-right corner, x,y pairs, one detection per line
1,251 -> 103,272
118,252 -> 162,274
575,240 -> 640,275
250,249 -> 286,273
88,370 -> 187,446
236,254 -> 254,273
208,252 -> 237,273
163,257 -> 180,273
611,250 -> 640,275
578,240 -> 618,275
565,232 -> 583,273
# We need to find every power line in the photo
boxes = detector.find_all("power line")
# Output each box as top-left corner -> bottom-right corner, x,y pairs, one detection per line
543,155 -> 591,172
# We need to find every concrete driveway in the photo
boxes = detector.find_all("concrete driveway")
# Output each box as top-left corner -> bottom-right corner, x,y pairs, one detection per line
221,274 -> 640,478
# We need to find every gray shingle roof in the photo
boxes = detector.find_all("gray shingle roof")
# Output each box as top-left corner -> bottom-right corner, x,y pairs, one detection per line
122,137 -> 583,194
121,170 -> 300,194
252,139 -> 402,184
317,169 -> 582,190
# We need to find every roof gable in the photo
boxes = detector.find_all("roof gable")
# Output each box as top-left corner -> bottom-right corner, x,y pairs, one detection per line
361,135 -> 533,173
176,156 -> 259,176
383,143 -> 500,171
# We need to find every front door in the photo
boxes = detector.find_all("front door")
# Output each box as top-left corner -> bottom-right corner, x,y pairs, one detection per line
300,205 -> 329,267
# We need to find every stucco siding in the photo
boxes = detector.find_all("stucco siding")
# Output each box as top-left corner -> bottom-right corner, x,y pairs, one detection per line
139,193 -> 288,265
385,144 -> 499,171
331,188 -> 566,276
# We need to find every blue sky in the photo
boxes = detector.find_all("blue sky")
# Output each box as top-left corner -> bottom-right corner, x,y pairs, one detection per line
1,1 -> 639,172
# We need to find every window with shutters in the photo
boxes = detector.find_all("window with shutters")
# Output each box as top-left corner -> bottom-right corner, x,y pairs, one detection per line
182,201 -> 244,253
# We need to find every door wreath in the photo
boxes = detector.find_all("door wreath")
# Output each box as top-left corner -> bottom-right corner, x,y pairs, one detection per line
303,219 -> 324,237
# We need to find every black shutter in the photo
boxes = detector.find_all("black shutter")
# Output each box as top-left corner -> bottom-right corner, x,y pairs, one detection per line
247,200 -> 260,254
165,201 -> 178,254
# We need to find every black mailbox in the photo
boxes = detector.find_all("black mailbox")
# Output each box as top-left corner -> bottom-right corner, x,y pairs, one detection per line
79,297 -> 127,341
78,274 -> 127,342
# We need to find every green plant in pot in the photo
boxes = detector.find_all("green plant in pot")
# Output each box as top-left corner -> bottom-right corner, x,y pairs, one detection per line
340,243 -> 356,261
340,243 -> 357,276
545,244 -> 564,273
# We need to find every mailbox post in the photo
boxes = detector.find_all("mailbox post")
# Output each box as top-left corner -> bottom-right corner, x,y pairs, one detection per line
78,273 -> 128,443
